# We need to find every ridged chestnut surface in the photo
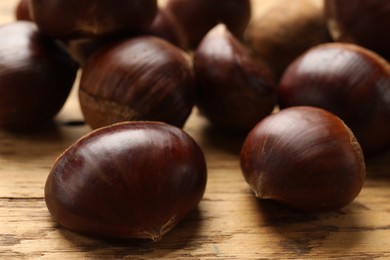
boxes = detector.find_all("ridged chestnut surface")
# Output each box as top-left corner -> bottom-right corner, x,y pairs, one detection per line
0,21 -> 78,130
241,106 -> 366,212
29,0 -> 158,39
164,0 -> 251,49
325,0 -> 390,60
79,36 -> 195,129
194,24 -> 275,132
45,121 -> 207,240
277,43 -> 390,157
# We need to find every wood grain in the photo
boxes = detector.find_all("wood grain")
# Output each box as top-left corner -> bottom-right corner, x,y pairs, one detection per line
1,0 -> 390,259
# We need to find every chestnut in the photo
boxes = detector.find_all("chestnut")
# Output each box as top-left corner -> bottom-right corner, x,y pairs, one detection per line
245,0 -> 332,80
148,6 -> 188,50
325,0 -> 390,61
29,0 -> 158,39
45,121 -> 207,240
65,37 -> 118,67
194,24 -> 276,132
277,43 -> 390,157
15,0 -> 32,21
0,21 -> 78,131
240,106 -> 366,212
164,0 -> 251,49
67,1 -> 188,66
79,36 -> 195,129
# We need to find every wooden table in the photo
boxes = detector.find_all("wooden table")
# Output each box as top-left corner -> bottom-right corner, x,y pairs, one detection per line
1,1 -> 390,259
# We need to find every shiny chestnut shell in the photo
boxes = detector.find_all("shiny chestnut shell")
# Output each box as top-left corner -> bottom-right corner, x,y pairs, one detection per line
29,0 -> 158,39
277,43 -> 390,157
45,121 -> 207,240
79,36 -> 195,129
0,21 -> 78,130
194,24 -> 276,132
325,0 -> 390,60
240,106 -> 366,212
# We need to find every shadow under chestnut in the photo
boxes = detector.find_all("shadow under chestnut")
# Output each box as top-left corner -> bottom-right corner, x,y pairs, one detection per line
56,208 -> 204,258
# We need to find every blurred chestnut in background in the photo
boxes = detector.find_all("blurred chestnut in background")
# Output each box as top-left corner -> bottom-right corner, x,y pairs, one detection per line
325,0 -> 390,61
79,36 -> 195,129
241,106 -> 366,212
164,0 -> 251,49
66,0 -> 188,66
148,6 -> 188,50
277,43 -> 390,157
0,21 -> 78,131
194,24 -> 275,132
15,0 -> 32,21
245,0 -> 332,80
66,37 -> 118,67
45,121 -> 207,240
29,0 -> 158,39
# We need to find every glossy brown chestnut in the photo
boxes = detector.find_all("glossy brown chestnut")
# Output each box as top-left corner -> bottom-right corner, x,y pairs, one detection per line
325,0 -> 390,60
15,0 -> 32,21
79,36 -> 195,129
0,21 -> 78,131
45,121 -> 207,240
67,2 -> 188,66
194,24 -> 276,132
277,43 -> 390,157
240,106 -> 366,212
29,0 -> 158,39
164,0 -> 251,49
245,0 -> 332,80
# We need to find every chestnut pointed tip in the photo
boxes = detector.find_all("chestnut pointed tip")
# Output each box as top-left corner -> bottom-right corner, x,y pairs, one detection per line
194,22 -> 276,132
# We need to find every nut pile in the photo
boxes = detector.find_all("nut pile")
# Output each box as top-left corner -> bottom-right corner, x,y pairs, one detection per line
2,0 -> 389,240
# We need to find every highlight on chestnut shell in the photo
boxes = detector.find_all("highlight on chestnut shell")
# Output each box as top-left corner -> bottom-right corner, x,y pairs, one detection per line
29,0 -> 158,39
277,43 -> 390,157
45,121 -> 207,240
0,21 -> 78,131
240,106 -> 366,212
79,36 -> 196,129
194,24 -> 276,132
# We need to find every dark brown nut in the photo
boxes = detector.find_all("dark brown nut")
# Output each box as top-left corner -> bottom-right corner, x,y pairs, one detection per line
79,36 -> 196,129
325,0 -> 390,61
194,24 -> 276,132
29,0 -> 158,39
148,6 -> 188,50
277,43 -> 390,157
15,0 -> 32,21
164,0 -> 251,49
240,106 -> 366,212
245,0 -> 332,80
0,21 -> 78,131
45,121 -> 207,240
